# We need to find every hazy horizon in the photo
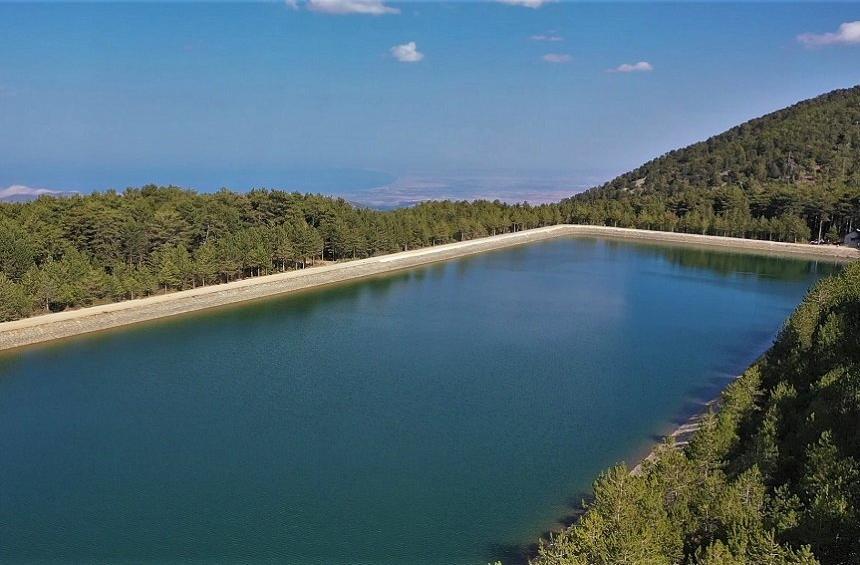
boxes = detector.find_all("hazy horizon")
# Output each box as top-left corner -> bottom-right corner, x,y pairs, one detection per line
2,2 -> 859,202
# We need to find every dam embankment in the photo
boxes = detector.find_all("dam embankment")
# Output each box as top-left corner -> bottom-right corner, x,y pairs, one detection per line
0,224 -> 855,351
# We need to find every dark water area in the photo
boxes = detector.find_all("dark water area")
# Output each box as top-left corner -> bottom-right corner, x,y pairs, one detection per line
0,237 -> 839,564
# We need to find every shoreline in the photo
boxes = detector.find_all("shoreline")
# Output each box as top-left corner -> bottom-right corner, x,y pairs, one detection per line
1,224 -> 856,351
563,225 -> 859,261
630,399 -> 718,476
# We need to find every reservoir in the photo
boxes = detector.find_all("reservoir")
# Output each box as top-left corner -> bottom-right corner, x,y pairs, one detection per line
0,237 -> 839,564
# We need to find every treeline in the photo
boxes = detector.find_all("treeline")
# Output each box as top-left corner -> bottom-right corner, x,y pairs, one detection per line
565,182 -> 860,243
0,182 -> 855,322
535,262 -> 860,565
0,186 -> 561,321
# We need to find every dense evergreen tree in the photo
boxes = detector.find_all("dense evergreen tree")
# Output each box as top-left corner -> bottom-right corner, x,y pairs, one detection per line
0,188 -> 561,321
0,274 -> 29,320
0,217 -> 36,281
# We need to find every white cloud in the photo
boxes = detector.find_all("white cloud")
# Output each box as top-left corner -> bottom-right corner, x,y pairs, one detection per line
609,61 -> 654,73
0,185 -> 71,201
798,21 -> 860,47
497,0 -> 551,9
542,53 -> 571,63
390,41 -> 424,63
306,0 -> 399,15
531,33 -> 563,42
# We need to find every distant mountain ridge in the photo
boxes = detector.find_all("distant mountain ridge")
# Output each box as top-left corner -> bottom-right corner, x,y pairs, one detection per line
0,185 -> 77,203
588,85 -> 860,198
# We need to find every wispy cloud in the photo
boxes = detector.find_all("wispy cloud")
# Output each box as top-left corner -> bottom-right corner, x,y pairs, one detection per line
798,21 -> 860,47
609,61 -> 654,73
531,33 -> 563,42
391,42 -> 424,63
497,0 -> 551,9
306,0 -> 399,15
542,53 -> 571,63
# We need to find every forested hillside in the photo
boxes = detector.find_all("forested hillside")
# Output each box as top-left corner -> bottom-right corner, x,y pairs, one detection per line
566,86 -> 860,241
0,187 -> 560,321
535,262 -> 860,565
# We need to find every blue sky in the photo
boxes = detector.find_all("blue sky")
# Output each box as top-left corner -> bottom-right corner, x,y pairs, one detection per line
1,2 -> 859,203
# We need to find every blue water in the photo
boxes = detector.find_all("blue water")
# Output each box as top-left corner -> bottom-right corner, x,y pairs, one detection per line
0,237 -> 838,564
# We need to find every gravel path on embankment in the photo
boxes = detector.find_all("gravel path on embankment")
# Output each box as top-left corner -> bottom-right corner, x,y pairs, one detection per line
1,224 -> 855,351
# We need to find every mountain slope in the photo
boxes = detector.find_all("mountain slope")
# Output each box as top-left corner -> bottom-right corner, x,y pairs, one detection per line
591,86 -> 860,197
557,86 -> 860,242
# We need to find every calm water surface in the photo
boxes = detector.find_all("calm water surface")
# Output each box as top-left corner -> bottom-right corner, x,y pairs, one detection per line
0,237 -> 839,564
